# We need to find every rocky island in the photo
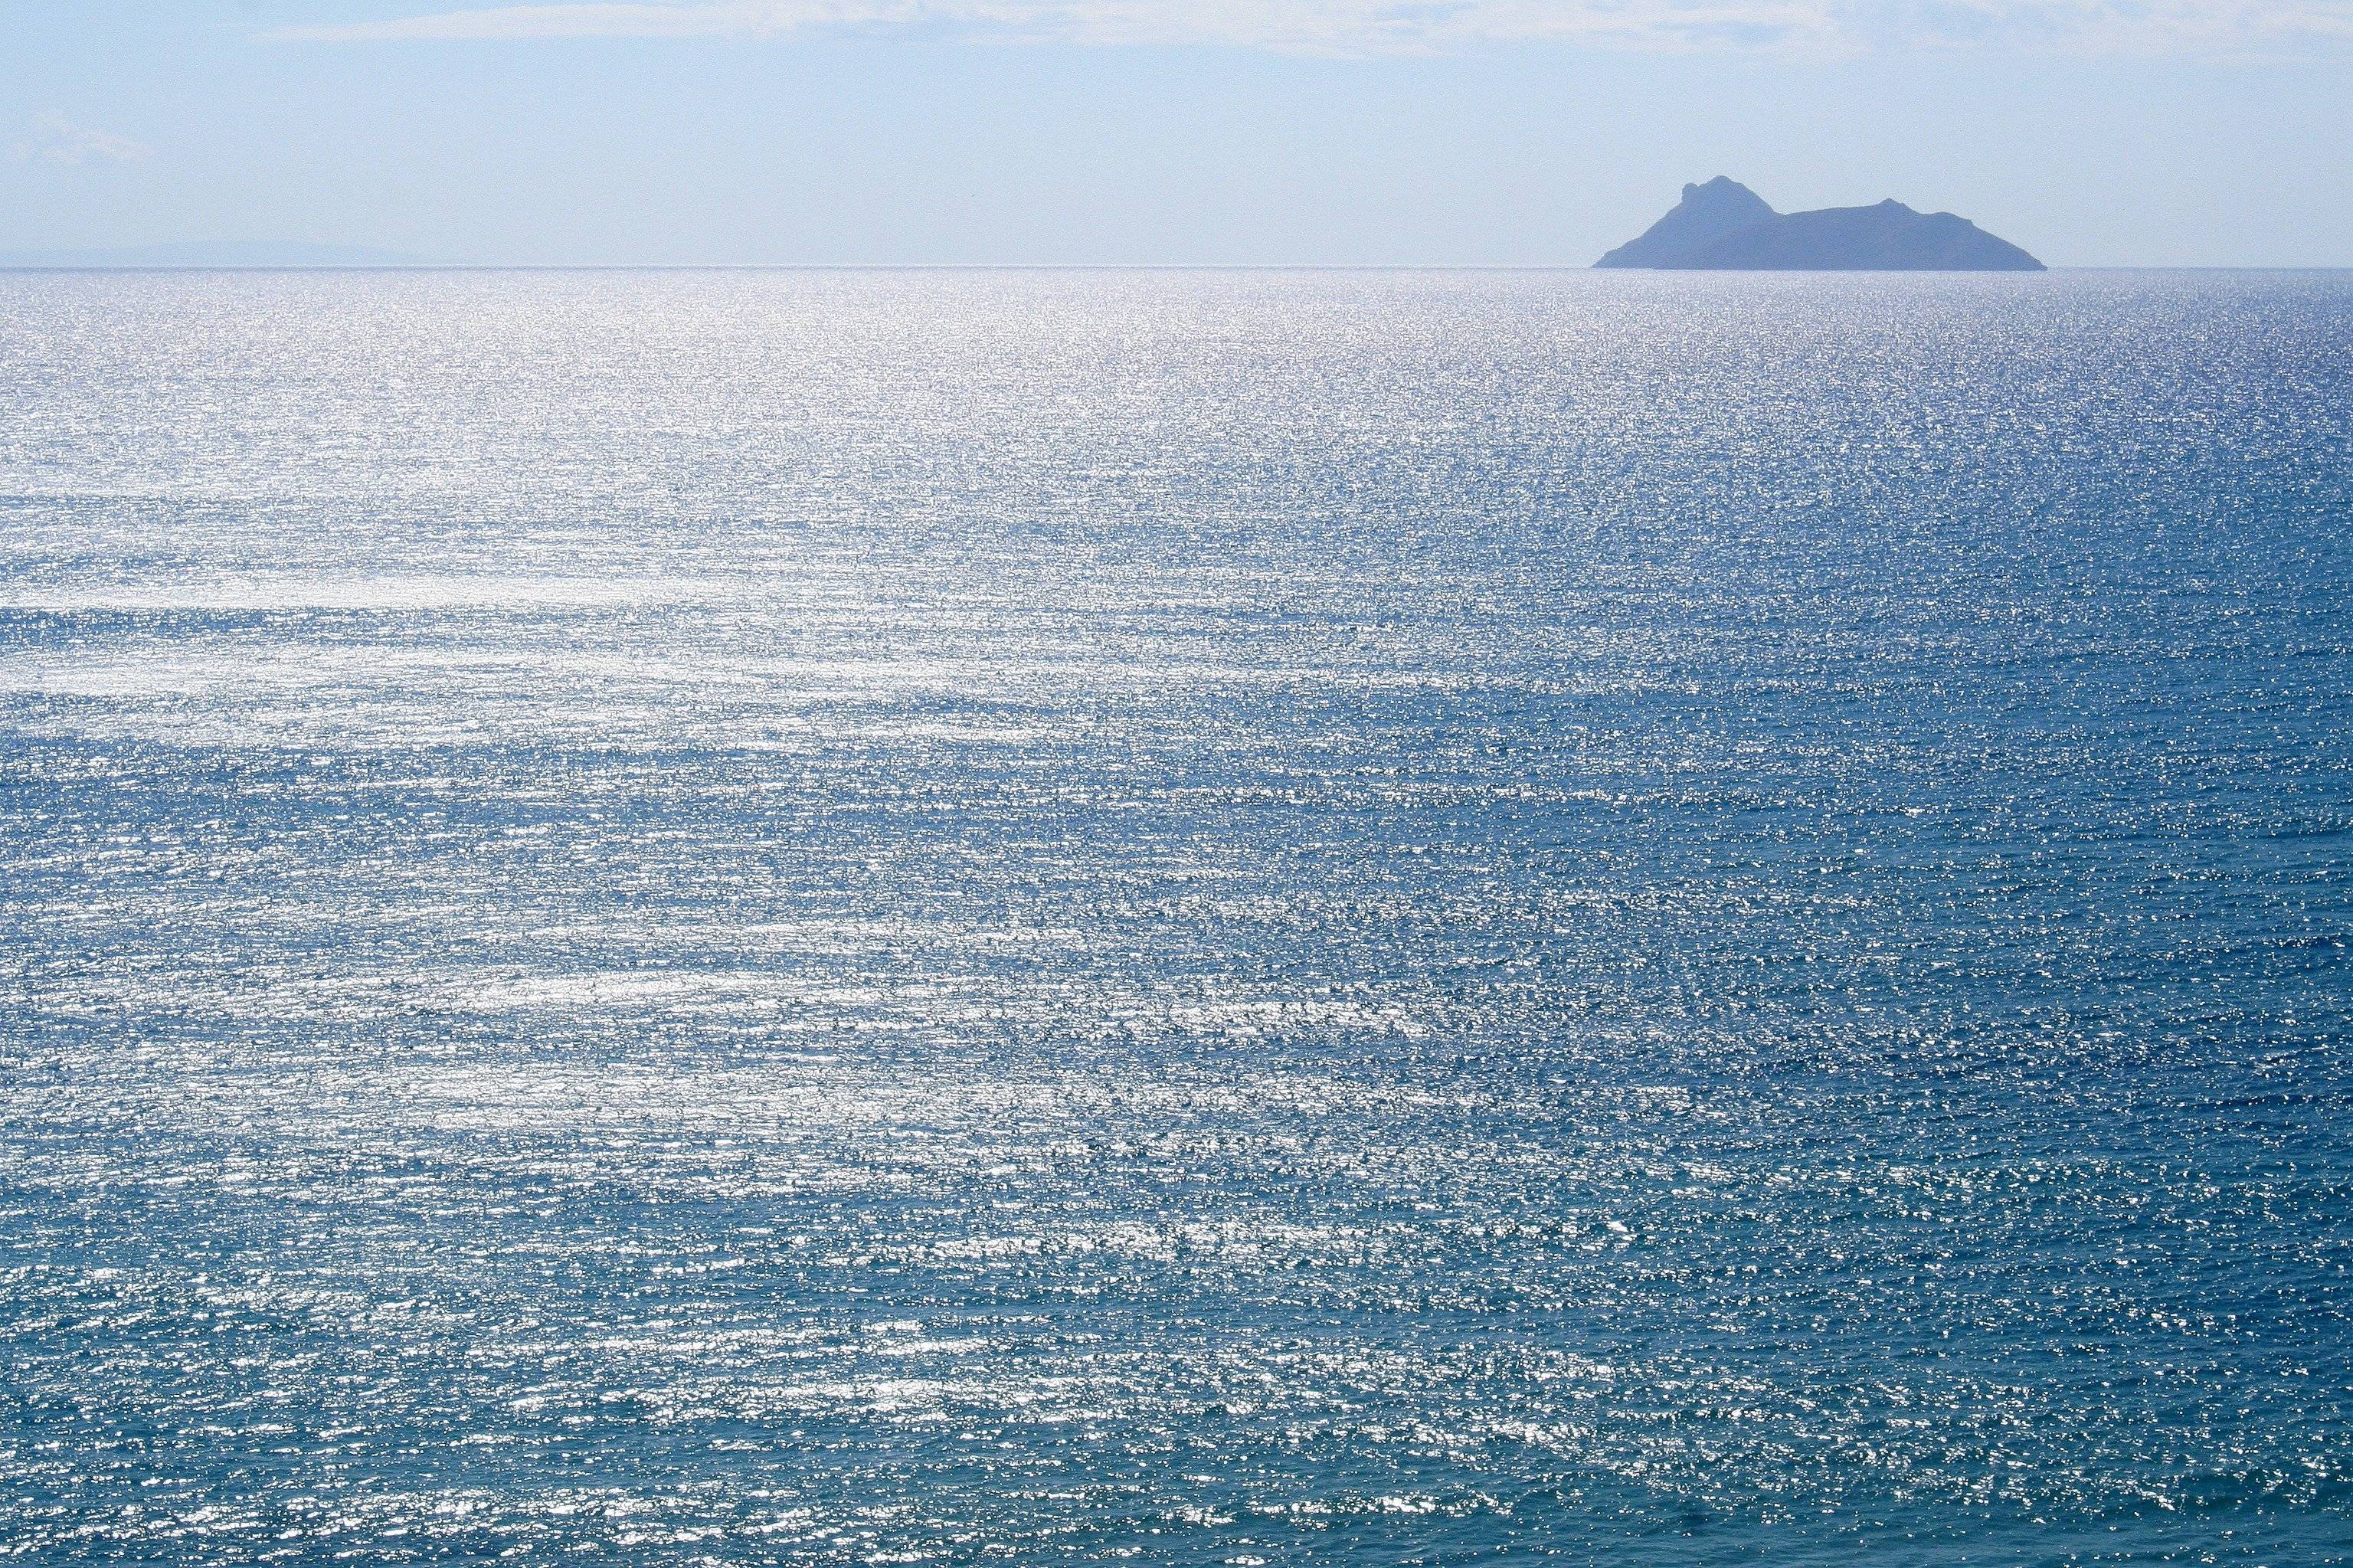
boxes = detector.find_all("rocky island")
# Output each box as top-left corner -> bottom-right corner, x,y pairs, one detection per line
1597,177 -> 2044,271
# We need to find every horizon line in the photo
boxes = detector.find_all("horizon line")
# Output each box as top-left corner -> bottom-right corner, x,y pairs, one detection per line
5,262 -> 2352,273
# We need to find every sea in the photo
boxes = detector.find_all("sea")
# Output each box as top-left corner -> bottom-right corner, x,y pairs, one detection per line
1,268 -> 2348,1565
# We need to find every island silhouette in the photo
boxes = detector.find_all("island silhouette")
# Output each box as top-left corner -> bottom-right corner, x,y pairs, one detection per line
1597,177 -> 2044,271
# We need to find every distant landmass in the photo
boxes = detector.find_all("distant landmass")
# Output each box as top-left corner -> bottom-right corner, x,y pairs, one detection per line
0,241 -> 435,269
1597,178 -> 2044,272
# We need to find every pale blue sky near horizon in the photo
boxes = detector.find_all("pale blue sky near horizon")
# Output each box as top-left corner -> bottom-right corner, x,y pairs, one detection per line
5,2 -> 2353,267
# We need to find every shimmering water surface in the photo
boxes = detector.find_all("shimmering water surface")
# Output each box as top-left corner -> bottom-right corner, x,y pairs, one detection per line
2,270 -> 2349,1564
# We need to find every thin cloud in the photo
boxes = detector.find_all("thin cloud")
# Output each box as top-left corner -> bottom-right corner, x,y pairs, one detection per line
13,115 -> 152,165
270,0 -> 2353,52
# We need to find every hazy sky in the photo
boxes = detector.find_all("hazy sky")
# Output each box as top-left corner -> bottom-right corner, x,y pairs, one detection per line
6,1 -> 2353,265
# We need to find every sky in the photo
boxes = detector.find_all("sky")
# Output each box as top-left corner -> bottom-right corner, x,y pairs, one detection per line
5,1 -> 2352,266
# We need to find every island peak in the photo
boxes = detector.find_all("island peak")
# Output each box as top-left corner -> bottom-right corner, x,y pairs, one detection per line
1596,182 -> 2044,272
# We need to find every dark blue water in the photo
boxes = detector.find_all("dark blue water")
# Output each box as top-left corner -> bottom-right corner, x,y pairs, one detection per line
2,269 -> 2348,1564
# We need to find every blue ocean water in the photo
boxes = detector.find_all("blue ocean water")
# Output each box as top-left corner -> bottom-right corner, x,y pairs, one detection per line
0,268 -> 2348,1565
